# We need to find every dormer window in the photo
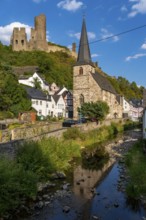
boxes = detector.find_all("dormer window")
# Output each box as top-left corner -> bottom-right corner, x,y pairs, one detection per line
79,67 -> 83,75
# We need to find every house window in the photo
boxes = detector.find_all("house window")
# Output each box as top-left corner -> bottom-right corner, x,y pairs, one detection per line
58,112 -> 63,117
39,110 -> 42,115
79,67 -> 83,75
36,100 -> 38,105
46,103 -> 48,108
32,101 -> 35,104
80,94 -> 84,106
40,101 -> 42,105
58,104 -> 64,109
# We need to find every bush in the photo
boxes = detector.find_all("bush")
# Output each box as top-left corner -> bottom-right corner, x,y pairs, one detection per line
125,141 -> 146,199
0,157 -> 37,216
63,127 -> 85,140
17,138 -> 81,179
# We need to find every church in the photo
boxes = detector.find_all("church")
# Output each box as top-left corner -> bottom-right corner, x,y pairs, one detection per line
73,18 -> 123,119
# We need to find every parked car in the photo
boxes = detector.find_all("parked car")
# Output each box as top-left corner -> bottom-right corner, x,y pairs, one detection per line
77,118 -> 87,123
62,119 -> 78,127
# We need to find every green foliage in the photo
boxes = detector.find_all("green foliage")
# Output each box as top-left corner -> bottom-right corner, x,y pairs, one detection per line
78,101 -> 109,122
0,157 -> 37,216
0,111 -> 14,119
63,127 -> 86,140
0,44 -> 75,89
107,76 -> 144,100
0,63 -> 31,116
17,137 -> 81,179
123,120 -> 141,131
125,141 -> 146,199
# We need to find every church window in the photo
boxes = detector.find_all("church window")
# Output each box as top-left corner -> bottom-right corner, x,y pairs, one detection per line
21,40 -> 24,45
80,94 -> 84,106
79,67 -> 83,75
15,40 -> 18,44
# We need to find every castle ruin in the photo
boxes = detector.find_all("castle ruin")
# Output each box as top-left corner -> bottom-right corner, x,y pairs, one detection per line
11,14 -> 76,57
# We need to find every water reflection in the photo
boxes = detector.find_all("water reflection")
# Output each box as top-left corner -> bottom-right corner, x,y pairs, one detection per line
73,160 -> 114,200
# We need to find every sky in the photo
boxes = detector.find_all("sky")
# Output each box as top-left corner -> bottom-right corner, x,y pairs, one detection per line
0,0 -> 146,87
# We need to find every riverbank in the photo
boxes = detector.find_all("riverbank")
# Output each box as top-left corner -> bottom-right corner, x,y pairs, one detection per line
0,122 -> 143,220
18,129 -> 145,220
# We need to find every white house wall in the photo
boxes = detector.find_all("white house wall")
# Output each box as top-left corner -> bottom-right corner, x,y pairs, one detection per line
19,72 -> 49,91
31,96 -> 66,118
31,99 -> 51,117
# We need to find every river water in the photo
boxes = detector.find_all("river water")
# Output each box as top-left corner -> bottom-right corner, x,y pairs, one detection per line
22,161 -> 146,220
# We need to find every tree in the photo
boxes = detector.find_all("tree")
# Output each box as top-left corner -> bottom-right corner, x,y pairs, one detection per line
0,64 -> 31,116
32,77 -> 41,89
78,101 -> 109,122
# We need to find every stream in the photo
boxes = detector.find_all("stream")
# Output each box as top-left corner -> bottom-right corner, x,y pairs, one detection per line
20,130 -> 146,220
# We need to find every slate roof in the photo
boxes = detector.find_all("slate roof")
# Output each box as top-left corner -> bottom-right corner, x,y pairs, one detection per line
52,95 -> 61,104
25,87 -> 51,101
91,72 -> 116,94
129,98 -> 143,107
76,18 -> 94,66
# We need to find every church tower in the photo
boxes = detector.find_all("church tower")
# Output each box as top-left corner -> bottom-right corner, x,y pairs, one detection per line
73,18 -> 96,118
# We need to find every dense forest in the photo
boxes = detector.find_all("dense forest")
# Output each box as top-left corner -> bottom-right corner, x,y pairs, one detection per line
0,42 -> 144,118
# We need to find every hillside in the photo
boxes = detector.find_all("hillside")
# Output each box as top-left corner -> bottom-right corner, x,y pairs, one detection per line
0,42 -> 75,89
0,42 -> 144,100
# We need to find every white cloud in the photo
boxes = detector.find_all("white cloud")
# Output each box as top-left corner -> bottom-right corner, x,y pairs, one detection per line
121,5 -> 128,12
125,53 -> 146,61
57,0 -> 83,12
68,31 -> 96,40
69,32 -> 80,39
0,22 -> 31,45
141,43 -> 146,49
100,28 -> 119,42
32,0 -> 46,3
91,53 -> 99,58
128,0 -> 146,17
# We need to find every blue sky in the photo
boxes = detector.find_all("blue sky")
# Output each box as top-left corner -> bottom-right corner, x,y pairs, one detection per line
0,0 -> 146,87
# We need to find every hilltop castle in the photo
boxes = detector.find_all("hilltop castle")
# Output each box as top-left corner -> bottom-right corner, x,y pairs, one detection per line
11,14 -> 76,57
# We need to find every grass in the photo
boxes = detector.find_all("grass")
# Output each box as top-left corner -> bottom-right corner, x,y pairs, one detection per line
125,140 -> 146,199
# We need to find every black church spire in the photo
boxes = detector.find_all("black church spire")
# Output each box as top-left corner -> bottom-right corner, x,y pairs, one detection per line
77,18 -> 92,65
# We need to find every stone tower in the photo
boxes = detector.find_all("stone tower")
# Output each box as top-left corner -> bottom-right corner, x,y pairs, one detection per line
31,14 -> 47,50
11,27 -> 27,51
11,14 -> 77,57
73,18 -> 95,118
11,14 -> 48,51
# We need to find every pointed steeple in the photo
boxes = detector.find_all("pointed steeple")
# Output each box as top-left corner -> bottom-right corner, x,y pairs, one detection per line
77,18 -> 92,65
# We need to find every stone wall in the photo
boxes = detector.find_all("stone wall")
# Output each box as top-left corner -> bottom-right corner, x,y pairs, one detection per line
1,122 -> 62,143
0,119 -> 122,159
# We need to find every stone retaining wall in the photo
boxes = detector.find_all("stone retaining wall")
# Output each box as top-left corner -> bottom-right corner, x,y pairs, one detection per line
0,119 -> 123,159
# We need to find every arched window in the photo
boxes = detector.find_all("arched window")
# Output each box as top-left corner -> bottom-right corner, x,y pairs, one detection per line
79,67 -> 83,75
80,94 -> 84,106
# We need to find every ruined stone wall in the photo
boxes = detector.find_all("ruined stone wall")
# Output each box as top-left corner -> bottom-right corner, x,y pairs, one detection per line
11,14 -> 77,57
12,27 -> 27,51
